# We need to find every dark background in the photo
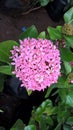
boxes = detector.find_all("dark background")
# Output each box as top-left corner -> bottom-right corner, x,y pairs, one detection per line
0,7 -> 64,42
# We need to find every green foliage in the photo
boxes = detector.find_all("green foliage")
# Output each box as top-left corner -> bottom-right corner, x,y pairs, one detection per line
66,86 -> 73,107
63,61 -> 72,74
64,35 -> 73,48
47,26 -> 62,40
39,0 -> 53,6
29,99 -> 55,130
10,119 -> 24,130
1,6 -> 73,130
60,47 -> 73,62
64,7 -> 73,25
45,84 -> 55,98
24,125 -> 36,130
0,65 -> 12,75
0,40 -> 18,63
37,31 -> 46,39
63,124 -> 73,130
10,129 -> 17,130
66,117 -> 73,126
20,25 -> 38,40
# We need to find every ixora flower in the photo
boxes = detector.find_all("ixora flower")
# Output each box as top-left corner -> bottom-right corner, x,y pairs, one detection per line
10,38 -> 61,91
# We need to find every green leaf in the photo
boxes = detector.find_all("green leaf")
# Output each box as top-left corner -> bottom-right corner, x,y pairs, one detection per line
38,31 -> 46,39
56,26 -> 62,32
66,95 -> 73,107
66,117 -> 73,126
58,76 -> 67,85
64,35 -> 73,48
12,119 -> 24,130
54,123 -> 62,130
41,99 -> 52,109
63,61 -> 72,74
24,125 -> 36,130
10,128 -> 17,130
63,124 -> 72,130
0,40 -> 18,63
35,99 -> 53,116
47,26 -> 62,40
0,65 -> 12,75
64,7 -> 73,25
66,87 -> 73,107
45,84 -> 56,98
59,88 -> 68,101
60,47 -> 73,62
39,0 -> 50,6
20,25 -> 38,39
47,116 -> 53,126
27,90 -> 32,96
45,86 -> 53,98
38,115 -> 51,130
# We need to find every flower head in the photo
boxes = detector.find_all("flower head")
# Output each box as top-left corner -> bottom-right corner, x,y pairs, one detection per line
10,38 -> 61,91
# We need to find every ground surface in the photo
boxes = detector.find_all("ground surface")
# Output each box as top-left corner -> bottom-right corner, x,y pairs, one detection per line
0,7 -> 64,42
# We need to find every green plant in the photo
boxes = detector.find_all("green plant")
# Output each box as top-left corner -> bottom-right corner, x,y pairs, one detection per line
29,0 -> 54,7
38,0 -> 54,6
0,7 -> 73,130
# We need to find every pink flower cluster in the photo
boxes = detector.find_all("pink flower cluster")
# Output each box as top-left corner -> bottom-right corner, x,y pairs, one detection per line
10,38 -> 61,91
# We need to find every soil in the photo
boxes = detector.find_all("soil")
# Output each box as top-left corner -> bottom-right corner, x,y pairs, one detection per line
0,7 -> 64,42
